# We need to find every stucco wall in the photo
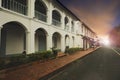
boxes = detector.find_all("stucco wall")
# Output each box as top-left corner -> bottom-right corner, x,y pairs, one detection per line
0,0 -> 94,54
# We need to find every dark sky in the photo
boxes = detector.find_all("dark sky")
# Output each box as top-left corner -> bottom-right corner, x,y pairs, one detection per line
58,0 -> 120,38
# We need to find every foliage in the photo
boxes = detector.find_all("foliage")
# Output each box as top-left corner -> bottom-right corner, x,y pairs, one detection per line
27,50 -> 53,61
0,50 -> 53,70
0,47 -> 83,70
51,47 -> 61,58
0,54 -> 27,69
65,47 -> 83,54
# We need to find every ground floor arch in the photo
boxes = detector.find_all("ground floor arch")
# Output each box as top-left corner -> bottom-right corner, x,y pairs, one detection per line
52,32 -> 61,49
0,22 -> 26,56
65,35 -> 70,47
83,37 -> 87,50
35,28 -> 47,51
72,36 -> 75,47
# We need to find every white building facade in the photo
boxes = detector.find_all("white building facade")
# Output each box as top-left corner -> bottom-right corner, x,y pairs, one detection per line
81,23 -> 97,50
0,0 -> 96,56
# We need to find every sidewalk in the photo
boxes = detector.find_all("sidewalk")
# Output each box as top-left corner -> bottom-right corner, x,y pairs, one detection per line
0,48 -> 98,80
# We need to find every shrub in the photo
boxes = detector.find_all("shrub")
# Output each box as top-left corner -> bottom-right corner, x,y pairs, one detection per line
27,53 -> 40,61
52,49 -> 61,58
0,57 -> 6,69
0,50 -> 54,70
65,47 -> 83,54
42,50 -> 53,59
27,50 -> 53,61
0,54 -> 27,70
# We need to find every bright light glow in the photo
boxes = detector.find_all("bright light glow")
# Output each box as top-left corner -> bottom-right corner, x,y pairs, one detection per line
100,36 -> 110,46
103,38 -> 110,46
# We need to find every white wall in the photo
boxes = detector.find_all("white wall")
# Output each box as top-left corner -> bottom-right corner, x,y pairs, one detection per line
0,0 -> 95,54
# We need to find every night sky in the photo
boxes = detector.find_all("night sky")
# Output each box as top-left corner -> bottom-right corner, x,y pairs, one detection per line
58,0 -> 120,38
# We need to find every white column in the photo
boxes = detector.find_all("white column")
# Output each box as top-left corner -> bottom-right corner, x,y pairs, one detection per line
26,31 -> 35,54
0,26 -> 3,55
0,26 -> 3,47
47,3 -> 52,25
47,34 -> 53,50
69,36 -> 72,48
0,0 -> 2,7
28,0 -> 35,18
74,21 -> 77,34
83,25 -> 85,36
79,22 -> 82,35
69,19 -> 72,32
61,35 -> 65,52
80,36 -> 83,48
61,13 -> 65,30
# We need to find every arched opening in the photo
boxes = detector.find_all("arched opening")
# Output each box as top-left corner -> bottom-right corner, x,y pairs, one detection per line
72,36 -> 75,47
52,10 -> 61,26
83,36 -> 87,50
35,28 -> 47,51
64,17 -> 69,31
71,21 -> 74,32
65,35 -> 70,47
35,0 -> 47,22
0,22 -> 26,56
52,32 -> 61,49
2,0 -> 28,15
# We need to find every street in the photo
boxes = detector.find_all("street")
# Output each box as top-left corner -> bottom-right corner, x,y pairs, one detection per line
45,47 -> 120,80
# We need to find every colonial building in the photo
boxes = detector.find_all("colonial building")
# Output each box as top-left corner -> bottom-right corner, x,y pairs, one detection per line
81,23 -> 97,50
0,0 -> 96,56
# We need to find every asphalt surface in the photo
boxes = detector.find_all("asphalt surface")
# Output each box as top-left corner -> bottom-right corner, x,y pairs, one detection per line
47,47 -> 120,80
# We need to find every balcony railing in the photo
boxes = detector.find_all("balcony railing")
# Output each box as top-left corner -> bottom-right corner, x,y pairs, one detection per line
35,10 -> 47,22
52,19 -> 61,27
2,0 -> 27,15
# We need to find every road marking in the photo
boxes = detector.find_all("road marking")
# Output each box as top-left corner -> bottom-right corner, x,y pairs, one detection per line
111,48 -> 120,56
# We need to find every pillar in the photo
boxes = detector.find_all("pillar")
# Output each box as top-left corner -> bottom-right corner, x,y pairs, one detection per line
28,0 -> 35,18
26,31 -> 35,54
0,0 -> 2,8
0,26 -> 2,47
61,13 -> 65,30
69,19 -> 72,32
47,2 -> 52,25
0,26 -> 3,56
47,34 -> 53,50
69,36 -> 73,48
61,35 -> 65,52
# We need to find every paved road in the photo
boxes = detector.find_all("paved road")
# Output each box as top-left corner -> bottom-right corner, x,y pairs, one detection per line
46,47 -> 120,80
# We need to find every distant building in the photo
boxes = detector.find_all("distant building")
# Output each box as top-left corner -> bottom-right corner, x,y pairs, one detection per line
0,0 -> 96,56
81,23 -> 97,50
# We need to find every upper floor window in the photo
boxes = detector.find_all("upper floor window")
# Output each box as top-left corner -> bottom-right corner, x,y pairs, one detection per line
52,10 -> 61,27
2,0 -> 28,15
64,17 -> 69,31
35,0 -> 47,22
71,21 -> 74,32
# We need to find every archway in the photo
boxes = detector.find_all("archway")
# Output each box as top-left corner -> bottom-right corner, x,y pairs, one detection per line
35,0 -> 47,22
52,10 -> 61,26
64,17 -> 69,31
35,28 -> 47,51
0,22 -> 26,56
52,32 -> 61,49
72,36 -> 75,47
71,21 -> 74,32
65,35 -> 70,47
